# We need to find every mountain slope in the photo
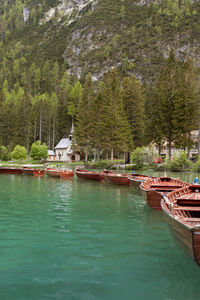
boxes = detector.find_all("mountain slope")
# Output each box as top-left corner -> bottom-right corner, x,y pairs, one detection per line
0,0 -> 199,81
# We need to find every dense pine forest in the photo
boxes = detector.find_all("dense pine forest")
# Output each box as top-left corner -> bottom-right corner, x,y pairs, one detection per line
0,0 -> 199,160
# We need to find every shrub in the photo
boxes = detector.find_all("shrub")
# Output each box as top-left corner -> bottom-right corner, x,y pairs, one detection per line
193,156 -> 200,172
11,145 -> 27,160
30,141 -> 48,160
166,152 -> 191,171
90,160 -> 114,169
130,147 -> 145,169
0,146 -> 10,161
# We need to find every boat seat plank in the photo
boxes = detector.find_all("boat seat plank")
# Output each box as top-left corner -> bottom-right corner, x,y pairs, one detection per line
151,185 -> 182,188
174,207 -> 200,211
181,218 -> 200,222
176,194 -> 200,200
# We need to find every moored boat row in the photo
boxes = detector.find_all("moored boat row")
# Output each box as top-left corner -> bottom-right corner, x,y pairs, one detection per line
0,166 -> 74,178
75,168 -> 153,186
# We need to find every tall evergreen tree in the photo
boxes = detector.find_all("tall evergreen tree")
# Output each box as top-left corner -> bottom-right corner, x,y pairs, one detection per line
122,75 -> 145,148
99,70 -> 132,161
75,74 -> 94,161
154,49 -> 179,159
172,58 -> 198,153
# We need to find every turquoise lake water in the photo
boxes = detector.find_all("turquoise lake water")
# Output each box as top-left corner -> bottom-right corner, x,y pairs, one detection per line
0,171 -> 200,300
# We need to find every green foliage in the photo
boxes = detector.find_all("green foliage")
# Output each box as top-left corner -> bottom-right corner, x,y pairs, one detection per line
90,160 -> 114,169
11,145 -> 27,160
166,152 -> 192,171
30,141 -> 48,160
0,146 -> 10,161
130,147 -> 146,169
122,75 -> 145,148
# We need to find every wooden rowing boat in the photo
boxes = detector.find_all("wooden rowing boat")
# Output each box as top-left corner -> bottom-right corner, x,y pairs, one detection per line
140,176 -> 189,210
33,169 -> 45,176
46,168 -> 73,178
101,172 -> 130,186
60,170 -> 74,178
75,168 -> 101,181
22,167 -> 35,175
128,173 -> 154,186
161,185 -> 200,267
0,167 -> 23,174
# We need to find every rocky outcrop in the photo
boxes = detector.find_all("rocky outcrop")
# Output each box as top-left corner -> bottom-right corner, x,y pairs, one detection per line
39,0 -> 98,25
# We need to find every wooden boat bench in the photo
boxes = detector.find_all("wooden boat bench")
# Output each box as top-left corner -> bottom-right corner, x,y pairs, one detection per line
174,207 -> 200,211
150,185 -> 183,189
180,217 -> 200,222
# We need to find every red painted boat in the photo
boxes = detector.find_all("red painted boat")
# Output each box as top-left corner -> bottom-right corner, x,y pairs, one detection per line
0,167 -> 23,174
75,168 -> 101,181
140,176 -> 189,211
60,170 -> 74,178
101,172 -> 130,186
22,167 -> 35,175
128,173 -> 155,186
46,168 -> 73,178
99,170 -> 113,182
161,185 -> 200,267
33,169 -> 45,177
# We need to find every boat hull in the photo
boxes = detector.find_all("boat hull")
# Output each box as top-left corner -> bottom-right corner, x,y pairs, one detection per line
22,167 -> 35,175
60,171 -> 74,178
46,169 -> 61,178
33,169 -> 45,176
145,189 -> 162,211
0,167 -> 23,174
162,201 -> 200,266
76,171 -> 101,181
102,174 -> 130,186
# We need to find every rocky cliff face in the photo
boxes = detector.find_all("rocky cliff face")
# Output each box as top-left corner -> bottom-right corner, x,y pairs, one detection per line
2,0 -> 200,81
58,0 -> 200,80
39,0 -> 98,25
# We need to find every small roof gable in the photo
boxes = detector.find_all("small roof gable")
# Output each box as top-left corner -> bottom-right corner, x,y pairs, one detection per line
55,138 -> 71,149
48,150 -> 55,156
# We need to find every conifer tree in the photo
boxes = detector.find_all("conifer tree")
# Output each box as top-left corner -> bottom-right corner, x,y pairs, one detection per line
145,85 -> 164,157
57,72 -> 72,140
122,75 -> 145,148
155,49 -> 179,159
90,89 -> 104,161
98,70 -> 132,161
75,74 -> 94,161
172,58 -> 198,153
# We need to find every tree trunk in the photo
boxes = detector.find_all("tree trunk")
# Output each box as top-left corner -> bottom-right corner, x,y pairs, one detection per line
39,110 -> 42,142
52,117 -> 55,148
158,144 -> 161,157
97,148 -> 100,161
187,132 -> 191,159
124,152 -> 126,164
106,150 -> 108,160
48,121 -> 50,148
111,148 -> 114,162
168,139 -> 172,160
198,122 -> 200,156
85,150 -> 88,162
34,120 -> 36,142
